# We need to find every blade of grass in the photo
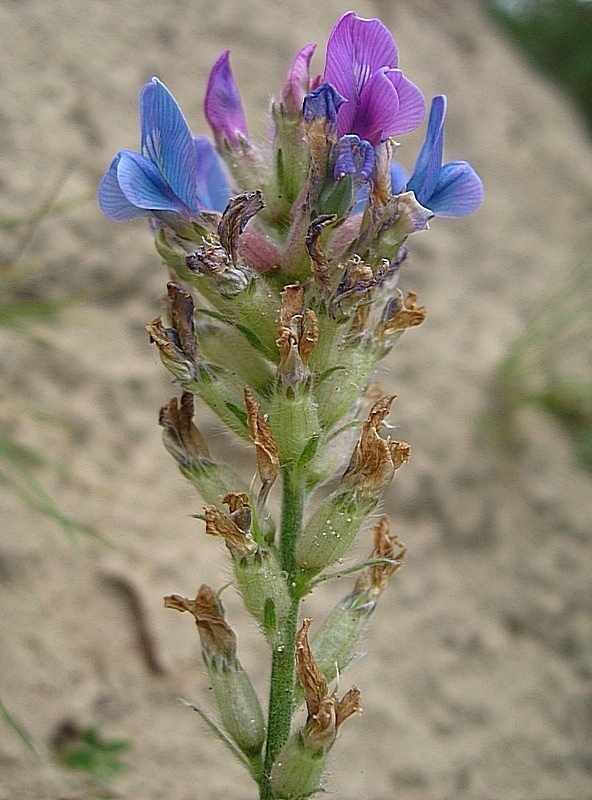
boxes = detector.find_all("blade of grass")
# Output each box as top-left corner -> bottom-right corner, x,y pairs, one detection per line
0,430 -> 110,545
0,695 -> 39,758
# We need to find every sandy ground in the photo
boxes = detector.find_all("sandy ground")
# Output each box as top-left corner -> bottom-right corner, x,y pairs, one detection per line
1,1 -> 591,798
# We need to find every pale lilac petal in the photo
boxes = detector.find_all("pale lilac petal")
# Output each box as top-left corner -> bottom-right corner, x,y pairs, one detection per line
139,78 -> 198,210
116,151 -> 193,216
193,136 -> 231,213
204,51 -> 248,147
281,43 -> 317,115
97,156 -> 151,221
426,161 -> 484,217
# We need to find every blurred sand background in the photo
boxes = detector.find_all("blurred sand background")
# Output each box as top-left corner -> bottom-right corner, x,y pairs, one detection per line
1,1 -> 591,798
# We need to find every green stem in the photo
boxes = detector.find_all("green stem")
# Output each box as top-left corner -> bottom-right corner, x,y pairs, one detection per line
260,468 -> 304,800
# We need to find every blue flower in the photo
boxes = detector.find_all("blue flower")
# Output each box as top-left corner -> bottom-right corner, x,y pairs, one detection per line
402,95 -> 483,218
98,77 -> 230,221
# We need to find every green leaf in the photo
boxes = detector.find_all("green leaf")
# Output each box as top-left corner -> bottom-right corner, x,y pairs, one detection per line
296,434 -> 320,470
182,700 -> 257,778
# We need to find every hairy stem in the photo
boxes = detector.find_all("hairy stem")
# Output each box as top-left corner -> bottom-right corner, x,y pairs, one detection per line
260,468 -> 304,800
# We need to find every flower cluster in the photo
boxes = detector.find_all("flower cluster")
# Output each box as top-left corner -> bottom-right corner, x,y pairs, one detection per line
99,11 -> 482,800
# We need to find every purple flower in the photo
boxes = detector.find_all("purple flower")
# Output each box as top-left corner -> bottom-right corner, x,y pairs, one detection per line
204,51 -> 248,149
323,11 -> 425,146
98,78 -> 230,221
281,42 -> 317,116
404,95 -> 484,217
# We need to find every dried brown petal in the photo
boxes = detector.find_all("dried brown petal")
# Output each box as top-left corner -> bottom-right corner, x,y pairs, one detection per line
222,491 -> 250,515
305,696 -> 337,752
277,326 -> 306,388
304,112 -> 336,209
244,386 -> 280,503
390,440 -> 411,470
219,190 -> 265,267
335,686 -> 362,730
306,214 -> 336,297
296,619 -> 362,752
159,393 -> 210,465
331,256 -> 376,315
299,309 -> 318,366
221,491 -> 252,535
295,618 -> 328,718
354,515 -> 407,596
185,237 -> 252,297
378,290 -> 427,340
146,284 -> 203,383
370,138 -> 397,210
186,239 -> 231,276
280,283 -> 305,327
204,504 -> 256,554
164,584 -> 236,664
341,396 -> 409,502
145,316 -> 185,367
168,282 -> 198,362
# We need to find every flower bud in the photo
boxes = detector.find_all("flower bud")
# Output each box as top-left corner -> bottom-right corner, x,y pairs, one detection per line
312,338 -> 377,430
196,317 -> 275,391
164,586 -> 265,756
280,43 -> 316,117
303,83 -> 346,212
232,546 -> 292,635
205,51 -> 248,150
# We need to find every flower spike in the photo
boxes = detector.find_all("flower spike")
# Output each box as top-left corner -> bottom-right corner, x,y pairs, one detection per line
98,11 -> 483,798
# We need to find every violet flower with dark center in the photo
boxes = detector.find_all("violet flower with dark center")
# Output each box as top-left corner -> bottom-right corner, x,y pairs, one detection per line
323,11 -> 425,146
98,77 -> 230,221
398,95 -> 484,217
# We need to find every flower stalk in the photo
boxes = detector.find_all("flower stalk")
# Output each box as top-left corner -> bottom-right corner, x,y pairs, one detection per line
98,10 -> 482,799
